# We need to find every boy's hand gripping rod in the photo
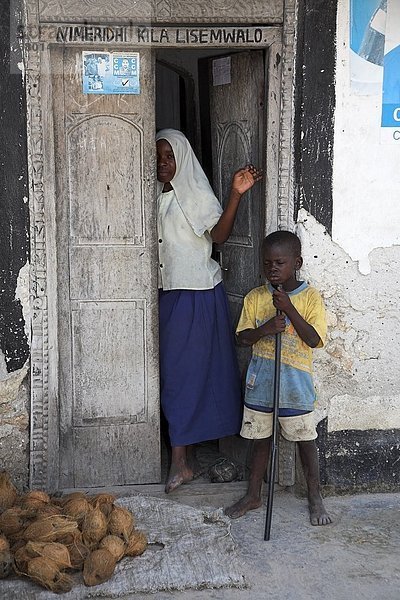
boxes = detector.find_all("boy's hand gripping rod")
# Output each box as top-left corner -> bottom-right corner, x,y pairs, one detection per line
264,286 -> 282,541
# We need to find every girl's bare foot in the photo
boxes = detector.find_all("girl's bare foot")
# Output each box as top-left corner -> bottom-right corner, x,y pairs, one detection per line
224,494 -> 262,519
165,446 -> 194,493
165,462 -> 193,493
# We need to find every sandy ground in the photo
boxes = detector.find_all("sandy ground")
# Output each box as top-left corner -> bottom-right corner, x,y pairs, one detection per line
111,480 -> 400,600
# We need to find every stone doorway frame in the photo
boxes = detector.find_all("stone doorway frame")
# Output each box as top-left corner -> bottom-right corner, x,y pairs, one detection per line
23,0 -> 297,488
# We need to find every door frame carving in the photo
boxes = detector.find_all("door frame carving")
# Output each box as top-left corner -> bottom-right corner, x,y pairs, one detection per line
24,0 -> 297,488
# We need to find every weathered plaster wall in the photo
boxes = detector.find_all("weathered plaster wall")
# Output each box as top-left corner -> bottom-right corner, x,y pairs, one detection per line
327,0 -> 400,433
297,210 -> 400,425
297,211 -> 400,490
0,364 -> 30,489
332,0 -> 400,275
0,0 -> 30,489
293,1 -> 400,490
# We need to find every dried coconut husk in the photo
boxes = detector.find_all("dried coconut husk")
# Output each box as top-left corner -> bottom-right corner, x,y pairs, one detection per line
7,530 -> 27,548
0,506 -> 26,536
89,493 -> 116,506
20,490 -> 50,504
23,515 -> 78,543
107,506 -> 135,542
28,490 -> 50,503
49,497 -> 63,508
98,535 -> 125,562
124,530 -> 147,557
20,490 -> 50,510
14,544 -> 32,574
25,541 -> 72,570
20,500 -> 47,512
58,491 -> 88,507
10,538 -> 25,554
0,471 -> 18,513
57,528 -> 82,546
90,493 -> 116,518
0,547 -> 12,576
82,506 -> 107,549
63,497 -> 92,524
83,549 -> 117,587
0,534 -> 9,552
0,549 -> 13,579
67,539 -> 90,570
35,503 -> 63,518
26,556 -> 73,593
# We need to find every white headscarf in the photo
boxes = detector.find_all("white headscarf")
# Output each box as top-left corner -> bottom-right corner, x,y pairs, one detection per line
156,129 -> 222,237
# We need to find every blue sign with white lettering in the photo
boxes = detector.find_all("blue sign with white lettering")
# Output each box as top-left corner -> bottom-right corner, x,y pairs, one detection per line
82,52 -> 140,95
381,45 -> 400,126
380,1 -> 400,141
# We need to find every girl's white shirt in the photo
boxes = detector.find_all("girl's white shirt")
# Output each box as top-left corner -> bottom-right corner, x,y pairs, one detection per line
157,189 -> 222,290
156,128 -> 223,290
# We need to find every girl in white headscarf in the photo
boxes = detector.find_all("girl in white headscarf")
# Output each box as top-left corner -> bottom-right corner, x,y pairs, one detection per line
156,129 -> 262,493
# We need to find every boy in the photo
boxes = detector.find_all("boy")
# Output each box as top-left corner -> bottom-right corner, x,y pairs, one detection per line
225,230 -> 331,526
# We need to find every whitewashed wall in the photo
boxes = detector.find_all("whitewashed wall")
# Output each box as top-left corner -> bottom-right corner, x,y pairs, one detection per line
297,0 -> 400,435
0,261 -> 30,490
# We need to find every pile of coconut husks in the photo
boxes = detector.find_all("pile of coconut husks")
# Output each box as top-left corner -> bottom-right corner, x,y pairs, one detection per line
0,471 -> 147,593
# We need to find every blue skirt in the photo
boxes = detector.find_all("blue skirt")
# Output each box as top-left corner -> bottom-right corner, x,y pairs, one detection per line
159,283 -> 242,446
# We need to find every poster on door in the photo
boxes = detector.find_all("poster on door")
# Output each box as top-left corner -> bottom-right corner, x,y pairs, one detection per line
349,0 -> 386,95
82,52 -> 140,94
381,0 -> 400,142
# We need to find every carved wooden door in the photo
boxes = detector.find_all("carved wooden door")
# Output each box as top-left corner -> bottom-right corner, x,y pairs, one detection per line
52,47 -> 159,488
209,51 -> 265,334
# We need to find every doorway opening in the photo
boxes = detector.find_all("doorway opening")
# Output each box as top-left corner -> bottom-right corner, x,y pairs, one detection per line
155,48 -> 267,482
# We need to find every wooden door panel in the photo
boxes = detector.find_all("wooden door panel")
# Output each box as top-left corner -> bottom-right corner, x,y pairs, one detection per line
217,123 -> 252,242
53,47 -> 159,488
209,51 -> 265,328
73,425 -> 151,488
69,246 -> 149,299
68,116 -> 144,246
71,301 -> 147,425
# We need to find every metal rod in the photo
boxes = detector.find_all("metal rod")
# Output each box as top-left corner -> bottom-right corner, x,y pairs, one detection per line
264,309 -> 282,541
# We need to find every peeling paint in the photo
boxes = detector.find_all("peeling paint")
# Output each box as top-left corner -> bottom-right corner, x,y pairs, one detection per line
15,260 -> 30,343
0,360 -> 30,489
17,61 -> 25,79
296,209 -> 400,433
0,361 -> 28,405
0,352 -> 8,380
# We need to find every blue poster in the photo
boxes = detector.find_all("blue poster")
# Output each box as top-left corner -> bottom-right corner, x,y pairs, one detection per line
82,52 -> 140,95
350,0 -> 386,64
381,0 -> 400,141
350,0 -> 386,94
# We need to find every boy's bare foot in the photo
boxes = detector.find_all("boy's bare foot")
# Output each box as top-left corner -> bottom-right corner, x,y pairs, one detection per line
165,462 -> 193,494
308,492 -> 332,526
224,494 -> 262,519
297,441 -> 332,526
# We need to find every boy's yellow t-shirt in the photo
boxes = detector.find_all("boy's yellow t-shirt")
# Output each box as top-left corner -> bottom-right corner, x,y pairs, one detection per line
236,282 -> 327,411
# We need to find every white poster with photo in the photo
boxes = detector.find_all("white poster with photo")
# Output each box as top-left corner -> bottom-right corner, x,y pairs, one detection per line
212,57 -> 231,86
381,0 -> 400,142
82,52 -> 140,95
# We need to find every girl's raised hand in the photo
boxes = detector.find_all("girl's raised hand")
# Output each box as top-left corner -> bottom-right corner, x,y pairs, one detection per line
232,164 -> 263,196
